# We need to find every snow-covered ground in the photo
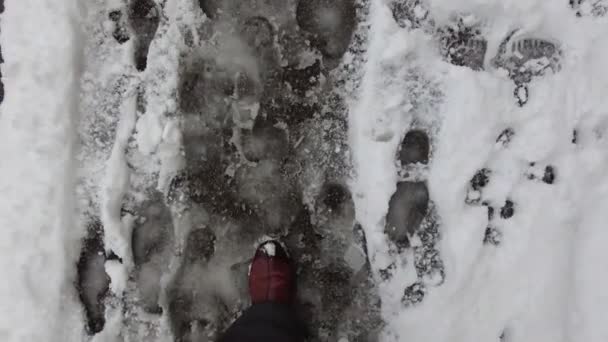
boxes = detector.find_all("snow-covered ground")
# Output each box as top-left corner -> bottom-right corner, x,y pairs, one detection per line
0,0 -> 85,341
2,0 -> 608,341
353,0 -> 608,341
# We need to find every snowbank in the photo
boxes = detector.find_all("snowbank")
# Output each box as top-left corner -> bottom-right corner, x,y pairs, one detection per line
0,1 -> 85,341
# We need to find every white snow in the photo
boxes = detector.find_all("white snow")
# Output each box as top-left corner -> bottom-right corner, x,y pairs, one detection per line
262,242 -> 277,257
0,0 -> 85,341
157,119 -> 185,194
350,0 -> 608,341
135,111 -> 164,155
100,89 -> 137,270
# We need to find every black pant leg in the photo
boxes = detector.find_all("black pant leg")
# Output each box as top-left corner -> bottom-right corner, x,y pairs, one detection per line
218,302 -> 305,342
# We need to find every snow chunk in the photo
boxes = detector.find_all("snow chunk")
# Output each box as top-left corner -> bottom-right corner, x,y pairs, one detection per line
105,260 -> 128,295
100,91 -> 137,266
135,111 -> 164,155
157,119 -> 185,192
262,242 -> 276,256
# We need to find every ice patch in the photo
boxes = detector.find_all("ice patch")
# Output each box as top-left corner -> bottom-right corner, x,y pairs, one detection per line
344,243 -> 366,272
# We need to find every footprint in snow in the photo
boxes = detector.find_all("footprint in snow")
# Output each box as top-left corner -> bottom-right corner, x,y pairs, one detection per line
439,17 -> 487,71
464,128 -> 558,246
384,129 -> 446,307
130,195 -> 175,314
129,0 -> 160,72
77,220 -> 110,335
108,9 -> 130,44
167,227 -> 224,342
492,31 -> 563,106
570,0 -> 608,17
433,13 -> 563,107
296,0 -> 358,68
390,0 -> 434,31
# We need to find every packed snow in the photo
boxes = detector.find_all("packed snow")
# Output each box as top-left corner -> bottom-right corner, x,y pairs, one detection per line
1,0 -> 608,341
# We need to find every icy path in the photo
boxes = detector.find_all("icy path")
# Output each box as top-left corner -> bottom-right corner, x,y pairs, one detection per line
352,0 -> 608,341
77,0 -> 377,341
0,0 -> 84,341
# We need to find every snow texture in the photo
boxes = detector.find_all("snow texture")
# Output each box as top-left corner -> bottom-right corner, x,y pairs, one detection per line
0,0 -> 85,341
261,241 -> 277,257
352,0 -> 608,341
2,0 -> 608,341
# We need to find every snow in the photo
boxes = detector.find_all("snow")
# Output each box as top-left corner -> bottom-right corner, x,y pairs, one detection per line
2,0 -> 608,341
157,119 -> 185,193
261,241 -> 276,257
350,0 -> 608,341
0,0 -> 85,341
135,111 -> 164,155
100,89 -> 137,270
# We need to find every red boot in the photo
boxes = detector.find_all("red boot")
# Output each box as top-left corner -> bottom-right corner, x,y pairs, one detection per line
249,240 -> 296,305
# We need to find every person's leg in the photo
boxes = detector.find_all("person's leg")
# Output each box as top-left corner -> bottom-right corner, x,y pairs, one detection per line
219,302 -> 303,342
219,241 -> 305,342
